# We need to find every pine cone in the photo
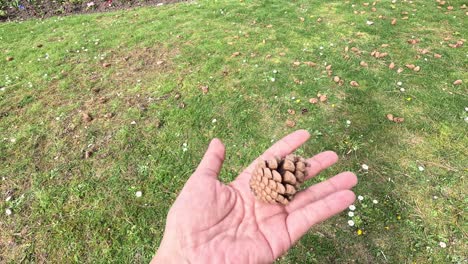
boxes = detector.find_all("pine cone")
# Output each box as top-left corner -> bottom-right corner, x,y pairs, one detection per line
249,154 -> 309,205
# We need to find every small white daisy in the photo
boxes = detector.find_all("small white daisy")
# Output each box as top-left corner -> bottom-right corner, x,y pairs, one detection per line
348,212 -> 354,217
439,242 -> 447,248
273,69 -> 278,74
348,220 -> 355,226
373,199 -> 378,204
397,81 -> 403,86
212,118 -> 217,123
5,196 -> 12,202
358,195 -> 364,201
346,120 -> 351,125
5,208 -> 12,216
400,88 -> 405,92
130,121 -> 137,125
270,77 -> 276,82
361,164 -> 369,170
135,191 -> 142,198
464,107 -> 468,112
418,165 -> 425,171
349,205 -> 356,211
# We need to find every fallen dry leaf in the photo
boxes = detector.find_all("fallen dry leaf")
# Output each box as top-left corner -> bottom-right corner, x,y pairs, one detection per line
434,53 -> 442,58
299,17 -> 305,22
351,47 -> 360,53
294,78 -> 304,85
84,149 -> 93,159
360,61 -> 368,67
156,60 -> 165,65
287,109 -> 296,115
317,17 -> 322,23
345,46 -> 349,52
333,76 -> 341,83
231,52 -> 240,58
405,64 -> 416,70
391,18 -> 397,25
381,44 -> 390,48
418,48 -> 430,54
104,112 -> 114,119
304,61 -> 317,67
350,81 -> 360,87
293,61 -> 301,66
325,65 -> 332,71
301,108 -> 309,114
386,114 -> 394,121
371,7 -> 377,12
279,52 -> 286,56
319,95 -> 328,102
397,68 -> 404,73
266,24 -> 273,28
407,39 -> 420,45
286,119 -> 296,128
265,54 -> 272,59
413,66 -> 421,72
453,79 -> 463,85
102,63 -> 111,68
178,102 -> 186,109
309,98 -> 319,104
393,117 -> 404,123
199,85 -> 209,94
6,57 -> 14,61
389,62 -> 395,69
82,112 -> 93,122
447,6 -> 453,10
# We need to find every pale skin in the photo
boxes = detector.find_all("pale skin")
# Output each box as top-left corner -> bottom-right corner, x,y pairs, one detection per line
152,130 -> 358,263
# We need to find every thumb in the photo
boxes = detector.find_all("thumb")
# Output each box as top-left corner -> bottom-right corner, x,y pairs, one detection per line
194,138 -> 225,179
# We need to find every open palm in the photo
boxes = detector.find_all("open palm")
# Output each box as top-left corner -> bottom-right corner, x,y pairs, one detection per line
152,130 -> 357,263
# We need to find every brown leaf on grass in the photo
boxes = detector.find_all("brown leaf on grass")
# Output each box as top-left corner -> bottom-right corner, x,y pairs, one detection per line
360,61 -> 368,67
156,60 -> 165,65
448,40 -> 464,48
178,102 -> 186,109
413,66 -> 421,72
350,81 -> 360,87
397,68 -> 404,73
293,61 -> 301,66
391,18 -> 397,25
325,65 -> 332,71
381,44 -> 390,48
389,62 -> 396,69
393,117 -> 404,123
447,6 -> 453,10
461,4 -> 467,9
37,44 -> 43,48
339,80 -> 345,86
434,53 -> 442,58
405,64 -> 416,70
319,95 -> 328,102
84,149 -> 93,159
333,76 -> 341,83
453,79 -> 463,85
294,78 -> 304,85
309,98 -> 319,104
265,54 -> 272,59
418,48 -> 430,54
287,109 -> 296,115
371,7 -> 377,12
6,57 -> 14,61
304,61 -> 316,67
407,39 -> 420,45
386,114 -> 394,121
104,112 -> 114,119
231,52 -> 240,58
299,17 -> 305,22
266,24 -> 273,28
317,18 -> 322,23
285,119 -> 296,127
279,52 -> 286,56
351,47 -> 360,53
199,85 -> 209,94
82,112 -> 93,122
102,63 -> 111,67
371,50 -> 376,57
345,46 -> 349,52
301,108 -> 309,114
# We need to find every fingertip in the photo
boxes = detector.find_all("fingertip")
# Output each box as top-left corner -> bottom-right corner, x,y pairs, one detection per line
340,171 -> 358,186
296,129 -> 311,139
323,151 -> 339,162
210,138 -> 224,147
338,190 -> 356,204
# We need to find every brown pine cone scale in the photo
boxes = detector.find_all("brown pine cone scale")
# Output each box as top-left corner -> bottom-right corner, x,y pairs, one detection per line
249,154 -> 309,205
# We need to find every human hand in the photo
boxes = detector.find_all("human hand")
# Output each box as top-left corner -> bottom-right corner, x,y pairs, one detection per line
152,130 -> 357,263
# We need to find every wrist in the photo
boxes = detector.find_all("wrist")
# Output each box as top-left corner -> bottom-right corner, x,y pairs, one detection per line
151,242 -> 186,264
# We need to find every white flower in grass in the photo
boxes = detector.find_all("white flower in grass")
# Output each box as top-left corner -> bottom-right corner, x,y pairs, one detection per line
130,121 -> 137,125
346,120 -> 351,125
182,142 -> 188,152
135,191 -> 143,198
418,165 -> 425,172
361,164 -> 369,171
358,195 -> 364,201
5,196 -> 12,202
348,212 -> 354,217
270,77 -> 276,82
373,199 -> 378,204
349,205 -> 356,211
464,107 -> 468,112
212,118 -> 217,123
439,242 -> 447,248
397,81 -> 403,86
400,88 -> 405,92
348,220 -> 355,226
5,208 -> 12,216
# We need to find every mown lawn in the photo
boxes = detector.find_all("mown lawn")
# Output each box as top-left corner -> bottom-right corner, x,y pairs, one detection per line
1,0 -> 467,263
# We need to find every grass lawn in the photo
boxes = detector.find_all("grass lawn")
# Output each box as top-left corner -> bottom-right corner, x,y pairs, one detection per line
1,0 -> 467,262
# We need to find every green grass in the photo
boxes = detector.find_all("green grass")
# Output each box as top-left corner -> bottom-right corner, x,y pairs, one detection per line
1,0 -> 467,263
